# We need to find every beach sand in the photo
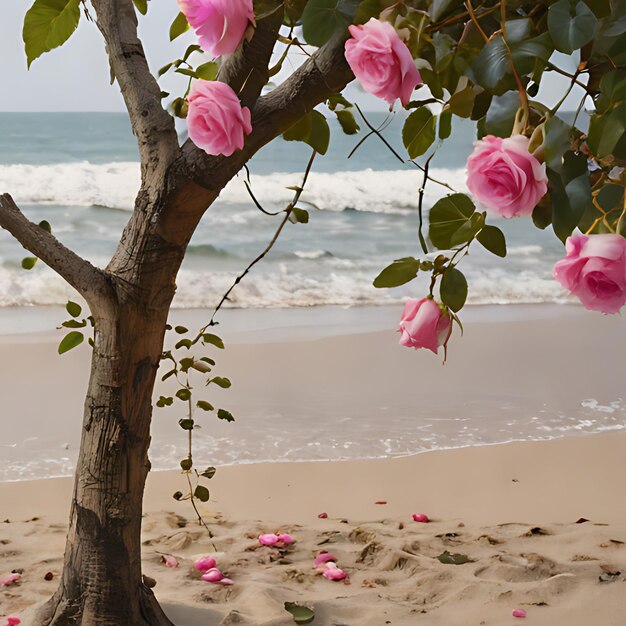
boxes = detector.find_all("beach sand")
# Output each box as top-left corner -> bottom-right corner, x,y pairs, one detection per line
0,305 -> 625,624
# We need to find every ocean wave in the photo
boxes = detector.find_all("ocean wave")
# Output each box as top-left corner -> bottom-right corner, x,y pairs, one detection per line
0,161 -> 468,215
0,262 -> 570,309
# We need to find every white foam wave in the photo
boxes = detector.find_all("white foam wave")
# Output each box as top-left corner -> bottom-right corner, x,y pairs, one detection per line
0,257 -> 571,309
0,161 -> 467,215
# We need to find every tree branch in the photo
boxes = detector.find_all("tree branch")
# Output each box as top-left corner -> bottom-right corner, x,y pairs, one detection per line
181,33 -> 353,192
217,5 -> 284,109
0,194 -> 113,306
90,0 -> 179,175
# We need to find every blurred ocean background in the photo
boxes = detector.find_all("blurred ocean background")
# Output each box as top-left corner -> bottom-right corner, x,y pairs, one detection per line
0,111 -> 569,310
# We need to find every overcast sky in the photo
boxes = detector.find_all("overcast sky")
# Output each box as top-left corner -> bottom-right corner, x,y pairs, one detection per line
0,1 -> 585,113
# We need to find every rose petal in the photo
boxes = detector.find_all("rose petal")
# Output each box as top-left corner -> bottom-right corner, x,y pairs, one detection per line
194,556 -> 217,572
7,618 -> 21,626
277,533 -> 294,545
201,568 -> 224,583
162,555 -> 179,568
258,533 -> 280,546
314,552 -> 337,568
318,512 -> 328,519
412,513 -> 430,523
1,573 -> 21,586
512,609 -> 527,618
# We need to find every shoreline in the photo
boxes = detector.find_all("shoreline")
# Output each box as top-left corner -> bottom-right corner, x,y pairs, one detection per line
1,302 -> 625,483
2,431 -> 626,523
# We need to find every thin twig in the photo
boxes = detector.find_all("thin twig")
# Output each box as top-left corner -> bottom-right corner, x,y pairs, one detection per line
202,150 -> 318,332
417,155 -> 435,255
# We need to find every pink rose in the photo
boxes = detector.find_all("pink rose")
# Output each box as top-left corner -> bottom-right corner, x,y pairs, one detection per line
178,0 -> 255,57
187,81 -> 252,157
344,18 -> 422,107
397,298 -> 451,354
553,234 -> 626,314
466,135 -> 548,218
201,567 -> 224,582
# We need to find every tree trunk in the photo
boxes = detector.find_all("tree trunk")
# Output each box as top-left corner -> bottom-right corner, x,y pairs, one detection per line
35,302 -> 175,625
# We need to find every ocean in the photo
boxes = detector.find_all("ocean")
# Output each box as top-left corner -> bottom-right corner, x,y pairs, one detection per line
0,111 -> 568,310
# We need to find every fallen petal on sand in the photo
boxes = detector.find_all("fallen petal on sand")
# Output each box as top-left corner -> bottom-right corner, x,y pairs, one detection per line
412,513 -> 430,523
314,553 -> 337,568
1,573 -> 21,586
259,533 -> 280,546
194,556 -> 217,572
512,609 -> 527,618
162,555 -> 179,568
322,562 -> 347,580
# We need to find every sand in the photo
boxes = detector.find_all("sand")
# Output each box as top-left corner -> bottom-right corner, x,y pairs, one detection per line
0,304 -> 625,624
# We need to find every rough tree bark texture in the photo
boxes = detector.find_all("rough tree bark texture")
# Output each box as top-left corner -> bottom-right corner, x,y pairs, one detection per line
0,1 -> 353,623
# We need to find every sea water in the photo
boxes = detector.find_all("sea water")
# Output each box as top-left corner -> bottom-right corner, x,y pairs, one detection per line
0,111 -> 568,310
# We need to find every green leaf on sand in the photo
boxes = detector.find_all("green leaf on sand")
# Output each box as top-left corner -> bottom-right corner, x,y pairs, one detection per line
284,602 -> 315,625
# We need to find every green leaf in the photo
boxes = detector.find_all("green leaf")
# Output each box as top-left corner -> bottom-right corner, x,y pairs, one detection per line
62,319 -> 86,329
210,377 -> 232,389
431,0 -> 464,21
283,110 -> 330,155
201,466 -> 217,479
179,418 -> 195,430
23,0 -> 81,69
169,11 -> 190,41
472,33 -> 553,94
448,86 -> 475,118
588,103 -> 626,159
476,225 -> 507,257
428,194 -> 477,250
335,109 -> 360,135
194,485 -> 210,502
195,61 -> 218,81
440,268 -> 468,313
477,91 -> 519,138
438,109 -> 453,140
156,396 -> 174,408
133,0 -> 148,15
373,257 -> 420,288
66,300 -> 82,318
289,207 -> 310,224
548,0 -> 598,54
38,219 -> 52,233
191,361 -> 212,374
180,458 -> 193,471
176,388 -> 192,401
196,400 -> 215,411
301,0 -> 354,47
544,116 -> 572,172
217,408 -> 235,422
202,333 -> 225,349
284,602 -> 315,625
402,108 -> 436,159
21,257 -> 38,270
58,331 -> 84,355
175,338 -> 193,350
437,550 -> 472,565
174,325 -> 189,334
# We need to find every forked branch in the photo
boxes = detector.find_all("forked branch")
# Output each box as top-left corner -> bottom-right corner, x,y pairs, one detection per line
91,0 -> 179,173
0,194 -> 112,305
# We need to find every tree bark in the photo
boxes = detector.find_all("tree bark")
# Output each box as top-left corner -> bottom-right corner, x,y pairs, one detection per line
2,4 -> 356,621
35,301 -> 175,625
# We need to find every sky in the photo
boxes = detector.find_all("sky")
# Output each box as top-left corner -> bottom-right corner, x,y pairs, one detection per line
0,1 -> 586,113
